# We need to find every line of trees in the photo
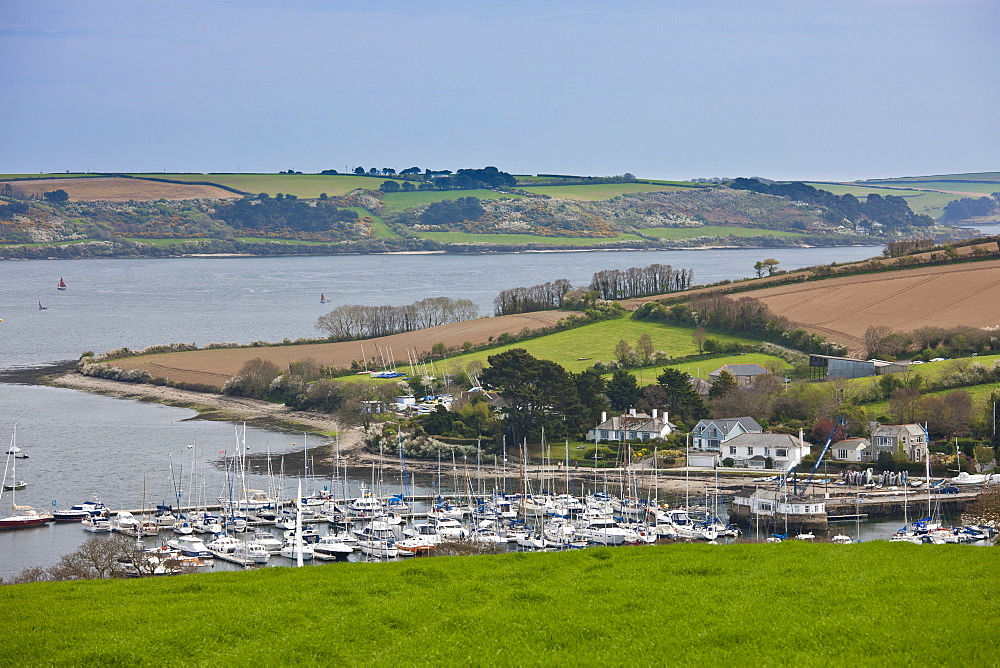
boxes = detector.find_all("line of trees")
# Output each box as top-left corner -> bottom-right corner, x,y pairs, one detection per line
493,279 -> 572,316
730,177 -> 934,231
214,194 -> 359,233
590,264 -> 693,300
941,194 -> 1000,222
315,297 -> 478,340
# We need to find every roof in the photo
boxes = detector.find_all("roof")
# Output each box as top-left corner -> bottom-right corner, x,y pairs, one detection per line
710,364 -> 768,378
726,433 -> 806,449
871,424 -> 924,438
694,417 -> 763,435
833,438 -> 871,451
593,414 -> 675,434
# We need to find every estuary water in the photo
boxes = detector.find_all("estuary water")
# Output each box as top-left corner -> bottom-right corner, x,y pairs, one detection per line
0,245 -> 885,578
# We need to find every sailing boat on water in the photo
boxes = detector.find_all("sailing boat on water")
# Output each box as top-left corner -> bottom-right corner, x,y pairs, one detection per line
320,293 -> 328,303
38,301 -> 47,310
0,426 -> 53,529
57,277 -> 67,291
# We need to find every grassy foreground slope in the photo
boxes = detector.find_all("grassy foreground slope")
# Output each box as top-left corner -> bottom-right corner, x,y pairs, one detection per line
1,543 -> 995,665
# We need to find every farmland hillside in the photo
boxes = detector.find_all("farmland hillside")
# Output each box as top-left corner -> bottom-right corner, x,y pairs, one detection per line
108,310 -> 569,388
746,260 -> 1000,354
2,170 -> 984,257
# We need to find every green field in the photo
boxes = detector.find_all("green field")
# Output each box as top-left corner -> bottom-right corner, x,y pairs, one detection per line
130,174 -> 409,198
0,173 -> 98,180
640,225 -> 806,240
393,318 -> 758,375
861,180 -> 1000,195
859,172 -> 1000,186
378,189 -> 524,212
863,380 -> 1000,419
804,182 -> 965,218
1,542 -> 995,665
414,231 -> 644,245
521,182 -> 697,200
667,353 -> 791,379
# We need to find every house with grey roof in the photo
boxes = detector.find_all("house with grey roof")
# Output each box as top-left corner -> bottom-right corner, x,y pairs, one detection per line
828,437 -> 874,463
870,423 -> 927,462
691,417 -> 763,451
709,363 -> 769,388
587,409 -> 675,443
722,432 -> 810,470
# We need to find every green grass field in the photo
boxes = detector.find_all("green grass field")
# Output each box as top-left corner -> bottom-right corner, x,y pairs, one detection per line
130,174 -> 409,198
859,172 -> 1000,186
861,180 -> 1000,195
378,189 -> 523,212
1,542 -> 994,665
667,353 -> 791,379
639,225 -> 806,240
414,231 -> 644,245
393,318 -> 758,375
520,182 -> 697,200
0,173 -> 97,180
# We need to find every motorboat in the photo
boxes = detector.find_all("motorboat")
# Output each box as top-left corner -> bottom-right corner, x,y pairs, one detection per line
574,516 -> 631,546
428,517 -> 467,540
192,513 -> 223,534
111,511 -> 139,533
172,518 -> 195,535
206,534 -> 242,554
355,520 -> 399,558
166,535 -> 213,558
249,530 -> 283,553
232,541 -> 270,564
53,499 -> 110,522
82,516 -> 112,532
313,535 -> 355,561
280,537 -> 315,561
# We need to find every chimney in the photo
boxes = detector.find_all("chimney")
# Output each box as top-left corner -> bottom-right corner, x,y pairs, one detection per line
799,428 -> 804,446
601,411 -> 607,424
629,408 -> 637,417
652,408 -> 658,420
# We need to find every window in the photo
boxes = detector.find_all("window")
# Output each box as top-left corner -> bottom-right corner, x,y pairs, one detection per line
776,448 -> 787,457
600,430 -> 609,439
838,449 -> 848,459
764,448 -> 770,456
746,447 -> 753,455
729,446 -> 737,455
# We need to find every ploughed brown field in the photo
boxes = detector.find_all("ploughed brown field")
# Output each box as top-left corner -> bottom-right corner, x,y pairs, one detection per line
743,259 -> 1000,354
1,177 -> 239,201
111,311 -> 569,388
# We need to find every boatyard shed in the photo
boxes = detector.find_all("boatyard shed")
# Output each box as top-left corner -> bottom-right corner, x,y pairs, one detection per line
809,354 -> 911,380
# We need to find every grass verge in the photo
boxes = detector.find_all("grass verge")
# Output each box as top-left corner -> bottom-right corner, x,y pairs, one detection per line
1,542 -> 994,664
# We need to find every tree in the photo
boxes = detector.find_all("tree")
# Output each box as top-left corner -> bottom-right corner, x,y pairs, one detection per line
761,258 -> 779,276
379,180 -> 401,193
708,370 -> 737,399
973,445 -> 995,473
368,167 -> 379,175
572,368 -> 609,433
44,189 -> 69,203
478,349 -> 580,445
692,326 -> 707,354
636,333 -> 654,365
614,339 -> 634,367
864,325 -> 894,359
656,367 -> 706,424
354,166 -> 365,175
889,386 -> 922,424
224,357 -> 282,398
401,181 -> 416,191
606,368 -> 640,411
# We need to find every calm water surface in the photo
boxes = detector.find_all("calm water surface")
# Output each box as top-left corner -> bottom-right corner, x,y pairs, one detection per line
2,247 -> 891,577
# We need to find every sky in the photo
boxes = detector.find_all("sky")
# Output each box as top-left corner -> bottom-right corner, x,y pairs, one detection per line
1,0 -> 998,181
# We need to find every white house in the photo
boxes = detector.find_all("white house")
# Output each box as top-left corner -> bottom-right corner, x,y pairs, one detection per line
587,409 -> 674,443
721,432 -> 810,470
691,417 -> 763,451
828,438 -> 874,463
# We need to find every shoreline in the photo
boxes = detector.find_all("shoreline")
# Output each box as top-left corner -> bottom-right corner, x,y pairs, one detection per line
43,372 -> 751,495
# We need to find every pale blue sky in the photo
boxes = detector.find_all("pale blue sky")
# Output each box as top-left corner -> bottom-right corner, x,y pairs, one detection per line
1,1 -> 997,181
